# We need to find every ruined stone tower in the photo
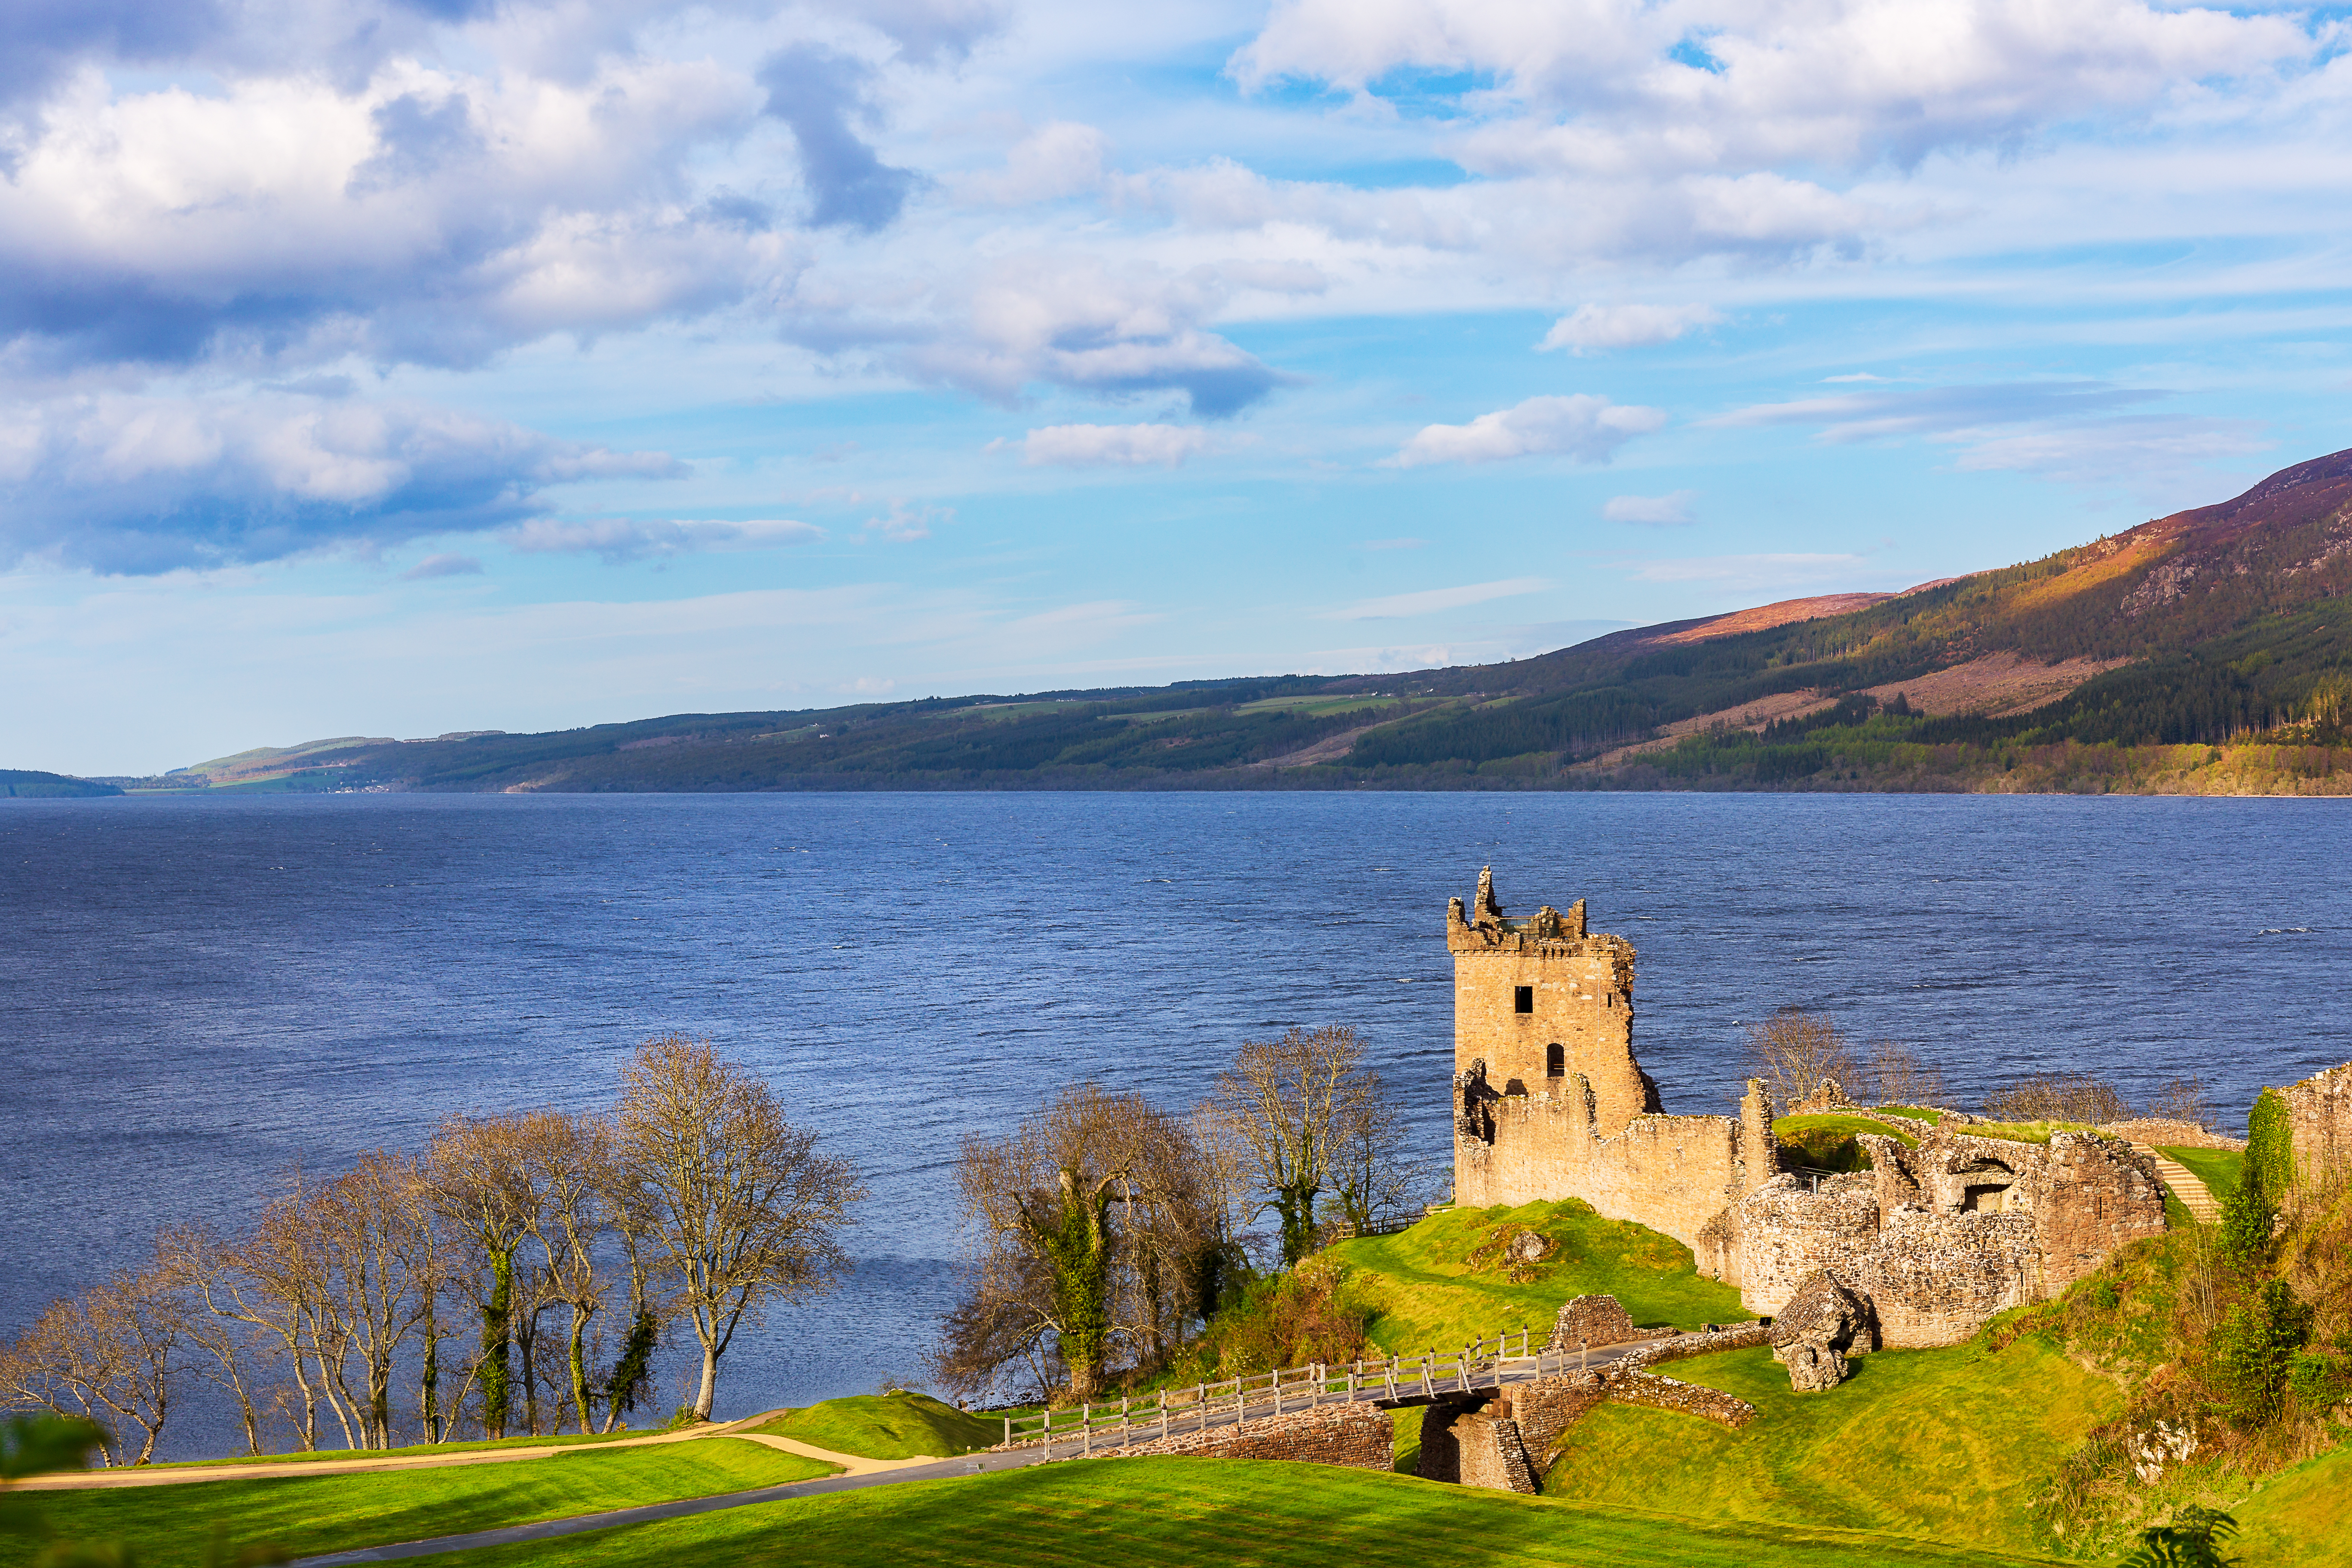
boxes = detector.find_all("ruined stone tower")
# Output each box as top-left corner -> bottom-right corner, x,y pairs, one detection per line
1448,868 -> 1777,1278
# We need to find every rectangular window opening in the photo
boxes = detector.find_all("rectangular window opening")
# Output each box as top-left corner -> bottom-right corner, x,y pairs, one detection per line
1513,985 -> 1534,1015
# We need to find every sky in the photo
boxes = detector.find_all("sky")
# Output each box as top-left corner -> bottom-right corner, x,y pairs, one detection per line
6,0 -> 2352,775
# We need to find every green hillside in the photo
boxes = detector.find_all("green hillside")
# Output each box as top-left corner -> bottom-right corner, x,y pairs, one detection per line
90,446 -> 2352,795
0,769 -> 120,799
748,1393 -> 1001,1459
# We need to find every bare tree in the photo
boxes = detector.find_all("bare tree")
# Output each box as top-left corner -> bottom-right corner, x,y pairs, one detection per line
1182,1103 -> 1261,1320
516,1113 -> 614,1436
1216,1025 -> 1393,1266
1327,1085 -> 1426,1237
309,1153 -> 439,1449
423,1114 -> 541,1439
613,1035 -> 864,1421
594,1147 -> 666,1433
1862,1040 -> 1948,1109
1985,1072 -> 2130,1125
233,1170 -> 347,1451
153,1223 -> 271,1457
1745,1009 -> 1861,1112
0,1266 -> 181,1465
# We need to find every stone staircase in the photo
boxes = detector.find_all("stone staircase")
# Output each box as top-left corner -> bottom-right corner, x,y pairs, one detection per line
2133,1143 -> 2220,1224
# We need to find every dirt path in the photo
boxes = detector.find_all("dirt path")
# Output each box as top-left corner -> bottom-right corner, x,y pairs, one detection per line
14,1413 -> 902,1492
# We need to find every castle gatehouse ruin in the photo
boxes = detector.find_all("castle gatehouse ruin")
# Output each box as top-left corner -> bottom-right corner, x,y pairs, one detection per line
1447,869 -> 2168,1349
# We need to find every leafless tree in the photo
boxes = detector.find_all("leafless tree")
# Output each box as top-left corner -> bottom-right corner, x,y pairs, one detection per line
0,1265 -> 181,1465
309,1153 -> 439,1449
1216,1025 -> 1404,1265
1862,1041 -> 1948,1109
613,1035 -> 864,1421
1182,1103 -> 1262,1320
518,1112 -> 614,1436
423,1114 -> 542,1439
153,1223 -> 272,1457
1985,1072 -> 2131,1125
1745,1009 -> 1862,1112
231,1169 -> 345,1451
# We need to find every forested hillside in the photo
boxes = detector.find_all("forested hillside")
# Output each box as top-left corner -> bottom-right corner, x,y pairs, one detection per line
53,448 -> 2352,797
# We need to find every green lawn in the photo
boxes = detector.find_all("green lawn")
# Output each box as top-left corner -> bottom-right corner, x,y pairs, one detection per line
747,1393 -> 1003,1459
151,1429 -> 646,1469
2158,1145 -> 2245,1198
3,1438 -> 835,1568
2232,1442 -> 2352,1567
416,1457 -> 2062,1568
1324,1200 -> 1749,1354
1543,1341 -> 2121,1558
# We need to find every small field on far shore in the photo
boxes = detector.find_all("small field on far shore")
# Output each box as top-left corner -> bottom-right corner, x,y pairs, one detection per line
413,1457 -> 2064,1568
1325,1200 -> 1750,1354
0,1438 -> 835,1568
1543,1341 -> 2116,1557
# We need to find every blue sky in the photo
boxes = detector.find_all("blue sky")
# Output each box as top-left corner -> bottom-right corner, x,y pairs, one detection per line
6,0 -> 2352,774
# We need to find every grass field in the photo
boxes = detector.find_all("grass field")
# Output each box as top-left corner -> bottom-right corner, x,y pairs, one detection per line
413,1458 -> 2063,1568
2,1438 -> 835,1568
1543,1341 -> 2120,1558
2158,1145 -> 2246,1197
748,1393 -> 1003,1459
2233,1442 -> 2352,1567
151,1429 -> 645,1468
1324,1200 -> 1749,1353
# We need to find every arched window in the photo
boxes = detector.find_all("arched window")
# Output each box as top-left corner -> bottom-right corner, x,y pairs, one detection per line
1547,1043 -> 1565,1077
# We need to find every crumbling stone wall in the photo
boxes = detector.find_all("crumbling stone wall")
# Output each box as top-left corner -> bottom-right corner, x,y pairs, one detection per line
1600,1369 -> 1758,1428
1546,1293 -> 1638,1351
2023,1131 -> 2169,1294
1101,1401 -> 1393,1470
1416,1400 -> 1539,1492
2100,1118 -> 2245,1151
2285,1062 -> 2352,1189
1735,1173 -> 1881,1317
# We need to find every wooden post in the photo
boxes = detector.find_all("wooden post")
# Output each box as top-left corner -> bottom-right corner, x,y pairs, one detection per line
1273,1370 -> 1282,1418
1083,1405 -> 1091,1458
1196,1382 -> 1205,1433
1160,1388 -> 1168,1440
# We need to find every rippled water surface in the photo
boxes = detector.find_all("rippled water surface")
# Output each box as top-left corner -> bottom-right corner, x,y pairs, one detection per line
3,791 -> 2346,1453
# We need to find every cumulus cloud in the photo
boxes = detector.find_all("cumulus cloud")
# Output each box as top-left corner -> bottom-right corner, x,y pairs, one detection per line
402,552 -> 485,580
1388,394 -> 1666,467
809,0 -> 1010,66
1603,490 -> 1698,525
863,501 -> 949,541
503,517 -> 823,564
957,122 -> 1110,206
1016,423 -> 1210,467
1236,0 -> 2308,177
757,44 -> 920,232
0,392 -> 680,574
865,255 -> 1289,416
1541,303 -> 1721,354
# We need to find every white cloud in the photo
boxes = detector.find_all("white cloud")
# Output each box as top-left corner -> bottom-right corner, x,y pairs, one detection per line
1541,303 -> 1721,353
1389,394 -> 1666,467
1603,490 -> 1698,525
502,517 -> 823,564
0,391 -> 678,574
402,553 -> 485,580
1017,423 -> 1210,468
956,122 -> 1110,206
1326,577 -> 1552,619
864,501 -> 951,541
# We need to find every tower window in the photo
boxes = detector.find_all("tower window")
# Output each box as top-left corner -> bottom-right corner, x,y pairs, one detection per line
1547,1043 -> 1564,1077
1513,985 -> 1534,1014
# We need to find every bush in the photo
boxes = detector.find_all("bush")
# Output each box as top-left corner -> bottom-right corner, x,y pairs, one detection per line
1175,1262 -> 1369,1379
2211,1277 -> 2313,1426
1984,1071 -> 2128,1124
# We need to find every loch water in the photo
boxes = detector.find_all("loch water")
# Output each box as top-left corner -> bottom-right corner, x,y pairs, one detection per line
3,790 -> 2346,1456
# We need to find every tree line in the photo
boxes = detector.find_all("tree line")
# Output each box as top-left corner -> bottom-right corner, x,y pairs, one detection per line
932,1023 -> 1422,1404
0,1037 -> 863,1465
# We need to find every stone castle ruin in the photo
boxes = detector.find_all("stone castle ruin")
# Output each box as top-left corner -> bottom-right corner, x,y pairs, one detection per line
1447,870 -> 2169,1350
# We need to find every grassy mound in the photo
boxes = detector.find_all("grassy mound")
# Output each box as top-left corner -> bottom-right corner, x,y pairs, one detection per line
1773,1112 -> 1921,1170
1543,1341 -> 2119,1557
2157,1145 -> 2245,1198
418,1456 -> 2060,1568
2231,1443 -> 2352,1565
1,1438 -> 836,1568
747,1393 -> 1001,1459
1323,1199 -> 1749,1354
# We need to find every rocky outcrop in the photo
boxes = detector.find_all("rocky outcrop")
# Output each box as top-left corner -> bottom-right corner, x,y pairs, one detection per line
1769,1271 -> 1868,1391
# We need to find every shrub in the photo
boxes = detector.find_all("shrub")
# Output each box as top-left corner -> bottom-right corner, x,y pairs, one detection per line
1985,1071 -> 2128,1124
2211,1277 -> 2313,1426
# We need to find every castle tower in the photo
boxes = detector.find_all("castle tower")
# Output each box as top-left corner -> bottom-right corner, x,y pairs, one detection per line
1446,867 -> 1657,1135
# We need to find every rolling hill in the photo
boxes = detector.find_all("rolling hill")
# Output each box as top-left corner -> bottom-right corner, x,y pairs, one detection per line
64,447 -> 2352,796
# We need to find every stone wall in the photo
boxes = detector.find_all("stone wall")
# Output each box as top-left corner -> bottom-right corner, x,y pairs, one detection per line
1100,1401 -> 1393,1471
1416,1401 -> 1538,1492
2023,1131 -> 2169,1295
2285,1062 -> 2352,1189
1600,1369 -> 1758,1429
1620,1320 -> 1774,1369
1546,1293 -> 1639,1352
1735,1174 -> 1881,1318
2100,1118 -> 2246,1151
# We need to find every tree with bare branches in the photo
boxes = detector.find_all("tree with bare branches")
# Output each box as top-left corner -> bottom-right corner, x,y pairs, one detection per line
308,1152 -> 439,1449
1745,1008 -> 1862,1112
0,1264 -> 181,1465
517,1112 -> 614,1434
153,1223 -> 271,1457
1216,1024 -> 1405,1265
613,1035 -> 863,1421
423,1114 -> 541,1439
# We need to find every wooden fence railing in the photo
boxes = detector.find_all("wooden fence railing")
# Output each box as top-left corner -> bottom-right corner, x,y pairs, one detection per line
1001,1325 -> 1581,1457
